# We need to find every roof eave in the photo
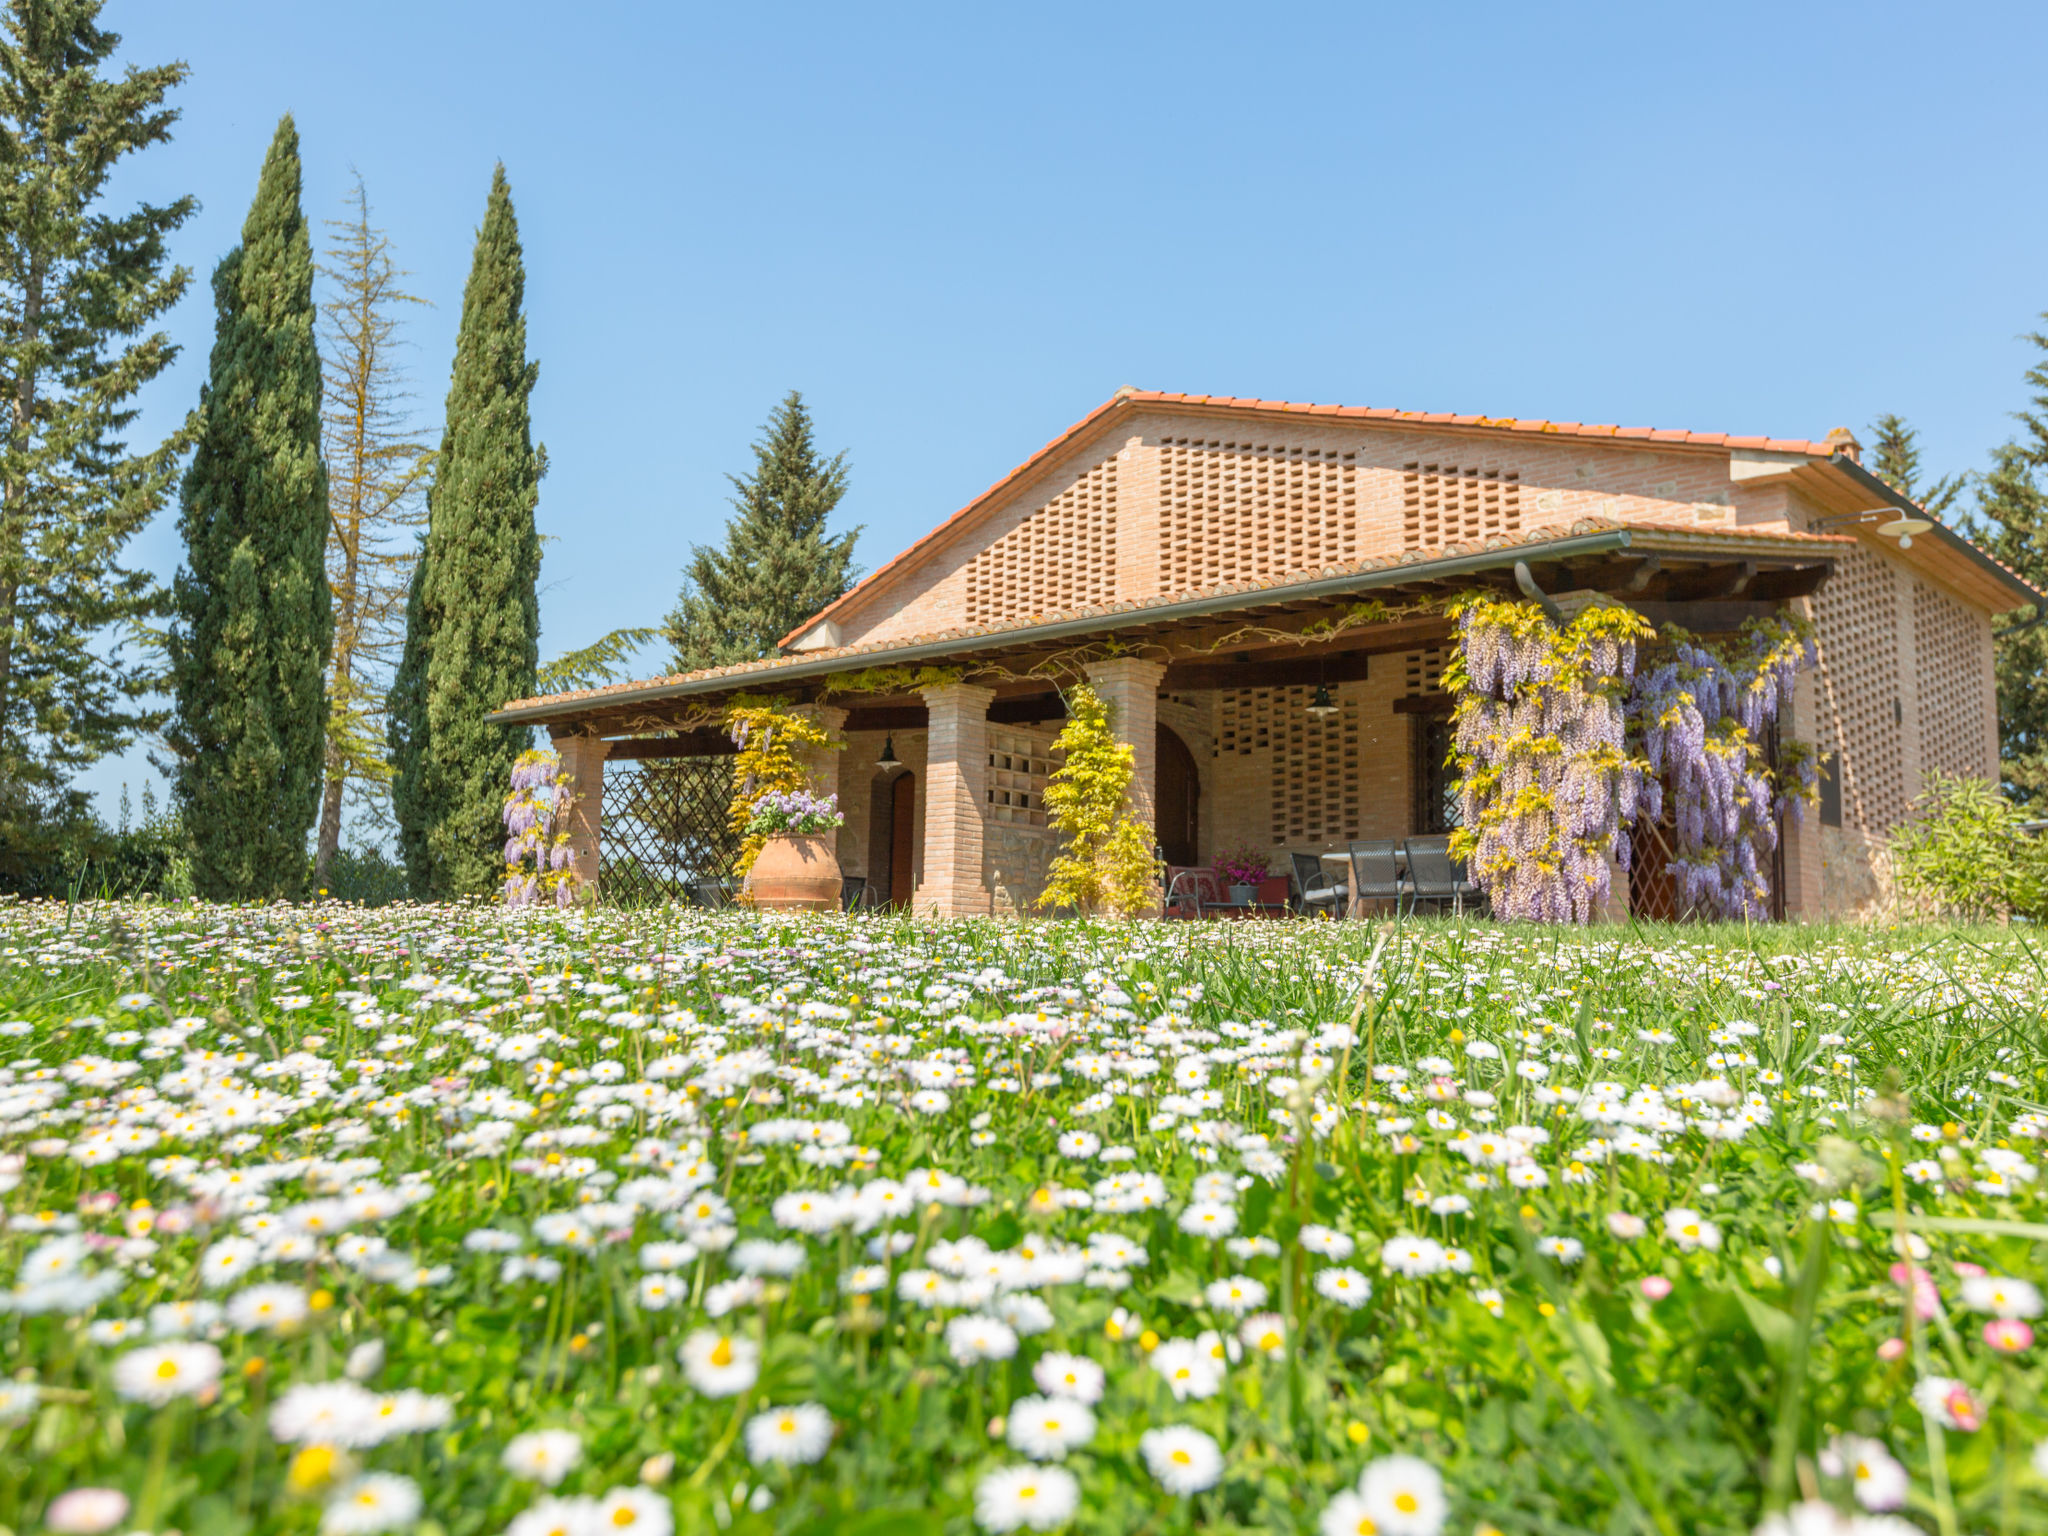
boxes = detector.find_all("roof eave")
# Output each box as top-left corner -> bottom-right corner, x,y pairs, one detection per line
1823,454 -> 2047,610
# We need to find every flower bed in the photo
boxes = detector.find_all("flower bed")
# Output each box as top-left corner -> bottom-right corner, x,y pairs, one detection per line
0,903 -> 2043,1535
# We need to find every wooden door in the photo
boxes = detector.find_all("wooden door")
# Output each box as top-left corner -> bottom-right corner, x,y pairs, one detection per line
889,773 -> 916,907
1156,725 -> 1199,868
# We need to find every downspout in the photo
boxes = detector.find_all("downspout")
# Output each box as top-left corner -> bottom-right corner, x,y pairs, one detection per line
1514,560 -> 1565,624
1995,600 -> 2048,638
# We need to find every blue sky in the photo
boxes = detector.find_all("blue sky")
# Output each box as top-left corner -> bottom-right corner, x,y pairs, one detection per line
83,0 -> 2048,823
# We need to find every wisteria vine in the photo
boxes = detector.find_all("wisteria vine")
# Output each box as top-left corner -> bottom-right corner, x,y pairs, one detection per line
500,748 -> 583,907
1447,595 -> 1816,923
1445,595 -> 1656,923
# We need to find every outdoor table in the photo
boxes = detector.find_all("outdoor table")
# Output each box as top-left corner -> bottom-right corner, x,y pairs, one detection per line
1320,849 -> 1412,919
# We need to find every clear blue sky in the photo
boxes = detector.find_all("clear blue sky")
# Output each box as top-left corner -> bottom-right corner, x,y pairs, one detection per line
83,0 -> 2048,824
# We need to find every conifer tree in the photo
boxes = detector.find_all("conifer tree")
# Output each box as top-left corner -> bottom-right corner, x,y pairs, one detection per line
664,391 -> 859,673
314,176 -> 431,889
1868,412 -> 1964,518
168,116 -> 331,899
388,165 -> 543,898
1974,319 -> 2048,805
0,3 -> 193,880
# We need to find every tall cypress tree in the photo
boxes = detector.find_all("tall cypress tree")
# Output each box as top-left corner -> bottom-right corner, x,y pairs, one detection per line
1975,318 -> 2048,806
0,4 -> 193,881
664,391 -> 859,673
388,164 -> 543,898
168,116 -> 330,900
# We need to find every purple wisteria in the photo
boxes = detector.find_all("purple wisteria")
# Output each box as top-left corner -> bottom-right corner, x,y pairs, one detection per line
1449,596 -> 1655,923
1632,619 -> 1816,919
501,749 -> 581,908
743,789 -> 845,838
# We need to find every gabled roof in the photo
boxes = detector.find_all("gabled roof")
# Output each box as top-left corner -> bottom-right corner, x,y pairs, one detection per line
780,388 -> 1847,649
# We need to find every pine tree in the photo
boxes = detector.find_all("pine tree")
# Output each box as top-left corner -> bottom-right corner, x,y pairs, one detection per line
664,391 -> 859,673
1974,317 -> 2048,806
0,3 -> 193,880
168,116 -> 331,900
1868,412 -> 1964,518
388,164 -> 543,899
314,176 -> 431,889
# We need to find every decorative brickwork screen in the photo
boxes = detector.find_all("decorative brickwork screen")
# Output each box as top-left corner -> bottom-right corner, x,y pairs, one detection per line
985,731 -> 1050,829
1811,546 -> 1906,832
1158,438 -> 1359,591
1403,647 -> 1449,695
600,757 -> 740,904
1401,463 -> 1522,550
1912,578 -> 1994,781
1217,685 -> 1363,845
964,457 -> 1117,625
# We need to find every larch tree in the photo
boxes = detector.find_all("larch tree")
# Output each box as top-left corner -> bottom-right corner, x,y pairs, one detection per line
388,164 -> 543,899
664,390 -> 859,673
314,174 -> 431,890
167,115 -> 331,900
1867,412 -> 1964,518
0,2 -> 193,879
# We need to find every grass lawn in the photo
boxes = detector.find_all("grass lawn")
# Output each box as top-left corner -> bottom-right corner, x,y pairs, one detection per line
1,900 -> 2044,1536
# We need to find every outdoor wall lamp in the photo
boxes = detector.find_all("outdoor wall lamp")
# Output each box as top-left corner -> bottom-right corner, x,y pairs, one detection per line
1306,682 -> 1340,720
1814,506 -> 1935,549
877,736 -> 899,766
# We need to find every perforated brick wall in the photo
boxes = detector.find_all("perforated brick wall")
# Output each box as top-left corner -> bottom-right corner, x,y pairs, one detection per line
1402,463 -> 1522,550
1158,438 -> 1359,591
985,730 -> 1051,829
1404,648 -> 1449,695
1811,544 -> 1907,833
1215,684 -> 1364,845
964,457 -> 1117,625
1912,577 -> 1996,781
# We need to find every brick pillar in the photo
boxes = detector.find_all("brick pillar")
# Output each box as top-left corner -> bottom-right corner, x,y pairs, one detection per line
792,705 -> 848,858
1778,659 -> 1824,920
550,730 -> 611,898
1083,658 -> 1167,828
913,683 -> 995,916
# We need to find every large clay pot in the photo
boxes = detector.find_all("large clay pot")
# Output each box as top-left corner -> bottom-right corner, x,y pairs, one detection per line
741,833 -> 842,912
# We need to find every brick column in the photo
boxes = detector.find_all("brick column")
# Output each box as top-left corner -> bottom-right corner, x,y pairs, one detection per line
549,730 -> 611,898
913,683 -> 995,916
1778,660 -> 1824,920
1083,658 -> 1167,828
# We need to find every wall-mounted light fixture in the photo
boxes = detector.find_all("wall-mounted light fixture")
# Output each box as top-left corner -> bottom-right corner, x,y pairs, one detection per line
1814,506 -> 1935,550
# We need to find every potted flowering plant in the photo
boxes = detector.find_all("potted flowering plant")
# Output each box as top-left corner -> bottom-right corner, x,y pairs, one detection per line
1212,845 -> 1270,904
740,791 -> 847,911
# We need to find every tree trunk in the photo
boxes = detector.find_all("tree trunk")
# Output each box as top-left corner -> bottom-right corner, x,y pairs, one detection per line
0,254 -> 46,753
313,755 -> 344,890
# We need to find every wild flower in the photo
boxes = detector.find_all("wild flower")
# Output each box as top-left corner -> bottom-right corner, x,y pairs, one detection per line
679,1331 -> 760,1397
743,1403 -> 833,1465
1139,1425 -> 1224,1495
974,1463 -> 1081,1532
112,1341 -> 222,1406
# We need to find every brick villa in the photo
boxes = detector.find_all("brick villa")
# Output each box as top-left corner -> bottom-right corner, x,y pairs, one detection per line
489,389 -> 2044,919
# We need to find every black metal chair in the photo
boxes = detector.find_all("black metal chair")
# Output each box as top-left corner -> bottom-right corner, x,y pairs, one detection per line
1347,839 -> 1412,916
1289,851 -> 1348,918
1402,834 -> 1482,915
840,875 -> 868,912
688,878 -> 732,910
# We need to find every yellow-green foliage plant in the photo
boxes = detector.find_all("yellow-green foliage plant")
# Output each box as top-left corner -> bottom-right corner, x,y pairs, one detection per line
1037,684 -> 1159,918
724,698 -> 839,875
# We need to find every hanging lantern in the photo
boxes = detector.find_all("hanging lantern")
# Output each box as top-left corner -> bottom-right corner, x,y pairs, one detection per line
1306,683 -> 1339,720
877,735 -> 900,766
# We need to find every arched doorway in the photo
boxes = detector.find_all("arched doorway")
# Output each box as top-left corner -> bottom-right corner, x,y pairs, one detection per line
1156,725 -> 1199,868
867,770 -> 917,908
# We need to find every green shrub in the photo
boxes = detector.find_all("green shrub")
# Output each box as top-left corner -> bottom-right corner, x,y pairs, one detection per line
315,844 -> 411,906
1888,771 -> 2048,920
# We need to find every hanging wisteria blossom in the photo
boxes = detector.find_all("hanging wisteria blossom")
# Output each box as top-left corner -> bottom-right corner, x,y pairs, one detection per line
1446,594 -> 1655,923
500,748 -> 584,908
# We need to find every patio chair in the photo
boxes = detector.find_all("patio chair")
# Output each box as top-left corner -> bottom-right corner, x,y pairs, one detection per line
1347,839 -> 1412,916
1289,851 -> 1348,918
1163,866 -> 1219,920
1402,835 -> 1482,915
840,875 -> 868,912
688,878 -> 732,910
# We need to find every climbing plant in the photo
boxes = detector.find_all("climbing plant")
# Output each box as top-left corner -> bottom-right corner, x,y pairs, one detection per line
1445,594 -> 1656,922
1633,617 -> 1817,919
1037,684 -> 1158,919
500,748 -> 582,907
724,698 -> 840,874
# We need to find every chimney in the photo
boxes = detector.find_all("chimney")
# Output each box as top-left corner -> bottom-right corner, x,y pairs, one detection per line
1823,426 -> 1862,464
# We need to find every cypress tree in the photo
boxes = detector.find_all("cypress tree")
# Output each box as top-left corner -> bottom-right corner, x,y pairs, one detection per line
664,391 -> 859,673
167,116 -> 330,899
1975,317 -> 2048,805
0,4 -> 193,882
388,164 -> 543,898
1867,412 -> 1963,518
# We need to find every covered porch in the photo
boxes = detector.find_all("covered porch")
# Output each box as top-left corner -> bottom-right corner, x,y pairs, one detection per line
488,521 -> 1840,918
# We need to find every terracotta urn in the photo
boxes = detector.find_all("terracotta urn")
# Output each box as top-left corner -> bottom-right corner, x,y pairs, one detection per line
741,833 -> 842,912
